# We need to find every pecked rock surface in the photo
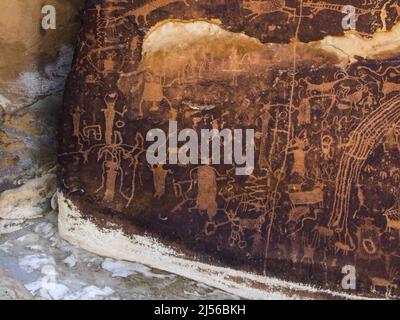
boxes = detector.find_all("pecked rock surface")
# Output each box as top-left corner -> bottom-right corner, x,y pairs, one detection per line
59,0 -> 400,299
0,0 -> 84,231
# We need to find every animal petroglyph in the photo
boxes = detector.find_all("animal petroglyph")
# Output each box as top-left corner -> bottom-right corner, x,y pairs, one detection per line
60,0 -> 400,298
243,0 -> 296,22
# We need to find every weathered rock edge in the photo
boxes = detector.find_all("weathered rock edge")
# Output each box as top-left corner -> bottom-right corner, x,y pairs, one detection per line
58,191 -> 374,300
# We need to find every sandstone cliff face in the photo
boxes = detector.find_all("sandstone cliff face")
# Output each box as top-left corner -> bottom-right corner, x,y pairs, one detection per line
59,0 -> 400,298
0,0 -> 84,228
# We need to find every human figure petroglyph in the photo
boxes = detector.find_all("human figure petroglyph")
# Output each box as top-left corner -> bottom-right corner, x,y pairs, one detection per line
171,166 -> 226,215
102,93 -> 126,145
288,137 -> 309,178
383,124 -> 400,153
321,135 -> 334,161
205,209 -> 249,249
196,165 -> 218,220
297,98 -> 311,125
151,164 -> 172,199
60,0 -> 400,298
140,71 -> 167,114
96,133 -> 131,203
389,168 -> 400,183
288,233 -> 302,264
102,153 -> 120,202
354,183 -> 368,218
125,133 -> 146,207
301,235 -> 316,264
71,106 -> 83,142
222,48 -> 246,86
83,43 -> 128,75
94,90 -> 145,204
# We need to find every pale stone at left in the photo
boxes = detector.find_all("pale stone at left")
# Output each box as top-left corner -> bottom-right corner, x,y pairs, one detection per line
0,174 -> 57,220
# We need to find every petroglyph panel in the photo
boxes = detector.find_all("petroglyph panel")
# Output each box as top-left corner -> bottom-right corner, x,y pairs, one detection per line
59,0 -> 400,298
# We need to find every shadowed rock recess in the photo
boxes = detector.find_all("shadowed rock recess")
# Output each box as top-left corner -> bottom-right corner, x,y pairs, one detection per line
59,0 -> 400,299
0,1 -> 83,232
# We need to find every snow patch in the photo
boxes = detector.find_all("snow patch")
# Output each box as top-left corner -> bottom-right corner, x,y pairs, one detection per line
0,241 -> 13,253
34,222 -> 56,239
17,234 -> 41,244
64,286 -> 114,300
18,254 -> 55,273
25,244 -> 44,252
63,255 -> 77,268
26,280 -> 70,300
25,264 -> 70,299
101,258 -> 172,279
